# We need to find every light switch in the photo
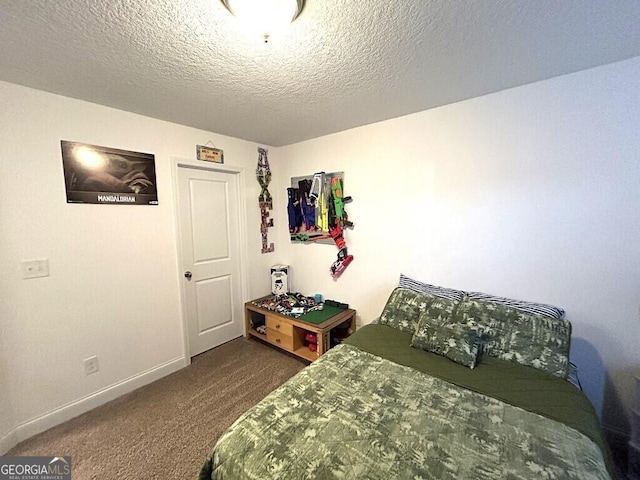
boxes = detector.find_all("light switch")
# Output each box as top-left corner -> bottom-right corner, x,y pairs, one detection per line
21,259 -> 50,279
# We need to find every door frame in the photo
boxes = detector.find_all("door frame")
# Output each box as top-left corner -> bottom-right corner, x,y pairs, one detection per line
172,157 -> 249,366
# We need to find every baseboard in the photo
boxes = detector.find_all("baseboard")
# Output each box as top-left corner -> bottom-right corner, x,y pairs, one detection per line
1,356 -> 186,454
0,429 -> 18,457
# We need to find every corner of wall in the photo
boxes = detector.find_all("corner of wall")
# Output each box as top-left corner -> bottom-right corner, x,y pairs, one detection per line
0,356 -> 185,454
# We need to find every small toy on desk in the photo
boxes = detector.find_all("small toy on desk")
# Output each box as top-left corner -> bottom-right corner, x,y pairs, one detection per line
325,299 -> 349,309
271,265 -> 289,295
252,292 -> 321,317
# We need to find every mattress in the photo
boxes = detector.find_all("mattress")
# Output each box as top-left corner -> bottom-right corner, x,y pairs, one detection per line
200,324 -> 612,479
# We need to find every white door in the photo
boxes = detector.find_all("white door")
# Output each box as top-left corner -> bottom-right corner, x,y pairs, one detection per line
177,165 -> 244,357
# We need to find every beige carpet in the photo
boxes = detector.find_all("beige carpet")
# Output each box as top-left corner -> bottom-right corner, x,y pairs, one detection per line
8,337 -> 307,479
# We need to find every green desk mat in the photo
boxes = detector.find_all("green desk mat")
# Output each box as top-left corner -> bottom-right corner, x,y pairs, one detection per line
298,305 -> 345,325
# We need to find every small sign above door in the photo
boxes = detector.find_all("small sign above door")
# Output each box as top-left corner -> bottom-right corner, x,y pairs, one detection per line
197,145 -> 224,164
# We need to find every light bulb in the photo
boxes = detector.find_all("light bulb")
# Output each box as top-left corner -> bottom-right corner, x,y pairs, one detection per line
223,0 -> 301,42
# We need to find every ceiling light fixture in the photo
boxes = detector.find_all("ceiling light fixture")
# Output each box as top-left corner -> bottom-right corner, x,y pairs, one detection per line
220,0 -> 305,43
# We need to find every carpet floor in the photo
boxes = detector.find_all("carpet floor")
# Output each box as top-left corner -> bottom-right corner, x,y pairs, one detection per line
7,337 -> 307,479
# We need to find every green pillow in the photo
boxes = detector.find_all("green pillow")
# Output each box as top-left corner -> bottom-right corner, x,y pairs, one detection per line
456,299 -> 571,378
416,294 -> 461,329
411,319 -> 481,368
378,288 -> 433,334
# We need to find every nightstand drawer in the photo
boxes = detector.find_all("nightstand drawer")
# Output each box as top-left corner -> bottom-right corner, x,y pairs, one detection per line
266,316 -> 294,336
267,328 -> 294,351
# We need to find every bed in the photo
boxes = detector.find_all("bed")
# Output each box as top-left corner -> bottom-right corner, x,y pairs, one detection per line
200,277 -> 613,480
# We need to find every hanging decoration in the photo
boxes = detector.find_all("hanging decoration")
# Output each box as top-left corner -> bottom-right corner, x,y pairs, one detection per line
257,147 -> 274,253
196,141 -> 224,164
287,171 -> 354,279
327,175 -> 354,279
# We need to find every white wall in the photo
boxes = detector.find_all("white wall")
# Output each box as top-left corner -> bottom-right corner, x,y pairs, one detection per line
0,81 -> 277,452
2,55 -> 639,452
274,57 -> 640,437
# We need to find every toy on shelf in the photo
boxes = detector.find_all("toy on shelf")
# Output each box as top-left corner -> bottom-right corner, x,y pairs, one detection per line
305,332 -> 318,352
251,292 -> 321,318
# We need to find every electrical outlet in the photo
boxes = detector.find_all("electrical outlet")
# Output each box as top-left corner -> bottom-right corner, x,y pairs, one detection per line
21,259 -> 50,279
83,356 -> 99,375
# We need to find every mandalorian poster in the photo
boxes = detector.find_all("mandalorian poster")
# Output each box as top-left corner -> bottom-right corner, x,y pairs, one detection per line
61,140 -> 158,205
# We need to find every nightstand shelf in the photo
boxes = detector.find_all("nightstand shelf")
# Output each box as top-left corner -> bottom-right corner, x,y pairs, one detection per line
245,296 -> 356,361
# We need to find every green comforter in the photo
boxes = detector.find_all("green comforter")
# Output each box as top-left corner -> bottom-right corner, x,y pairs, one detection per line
345,324 -> 610,459
200,326 -> 610,479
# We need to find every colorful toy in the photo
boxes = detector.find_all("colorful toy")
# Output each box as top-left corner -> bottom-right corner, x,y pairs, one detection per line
330,248 -> 354,279
309,172 -> 323,203
330,223 -> 346,250
305,332 -> 318,352
287,187 -> 301,233
286,171 -> 354,278
298,179 -> 316,231
328,177 -> 354,279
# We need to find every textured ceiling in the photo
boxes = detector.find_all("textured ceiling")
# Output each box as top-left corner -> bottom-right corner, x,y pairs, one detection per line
1,0 -> 639,146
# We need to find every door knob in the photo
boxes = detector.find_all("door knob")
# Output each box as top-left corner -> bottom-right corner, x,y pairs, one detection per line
184,271 -> 192,280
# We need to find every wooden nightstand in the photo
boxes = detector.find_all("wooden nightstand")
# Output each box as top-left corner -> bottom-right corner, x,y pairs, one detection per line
245,296 -> 356,362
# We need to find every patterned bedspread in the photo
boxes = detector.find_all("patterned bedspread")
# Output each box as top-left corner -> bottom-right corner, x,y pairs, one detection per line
200,344 -> 609,480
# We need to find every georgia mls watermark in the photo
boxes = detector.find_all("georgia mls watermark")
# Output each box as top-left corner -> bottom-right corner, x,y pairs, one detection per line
0,456 -> 71,480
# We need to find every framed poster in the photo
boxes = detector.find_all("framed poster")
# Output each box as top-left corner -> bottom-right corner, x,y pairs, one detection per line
61,141 -> 158,205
